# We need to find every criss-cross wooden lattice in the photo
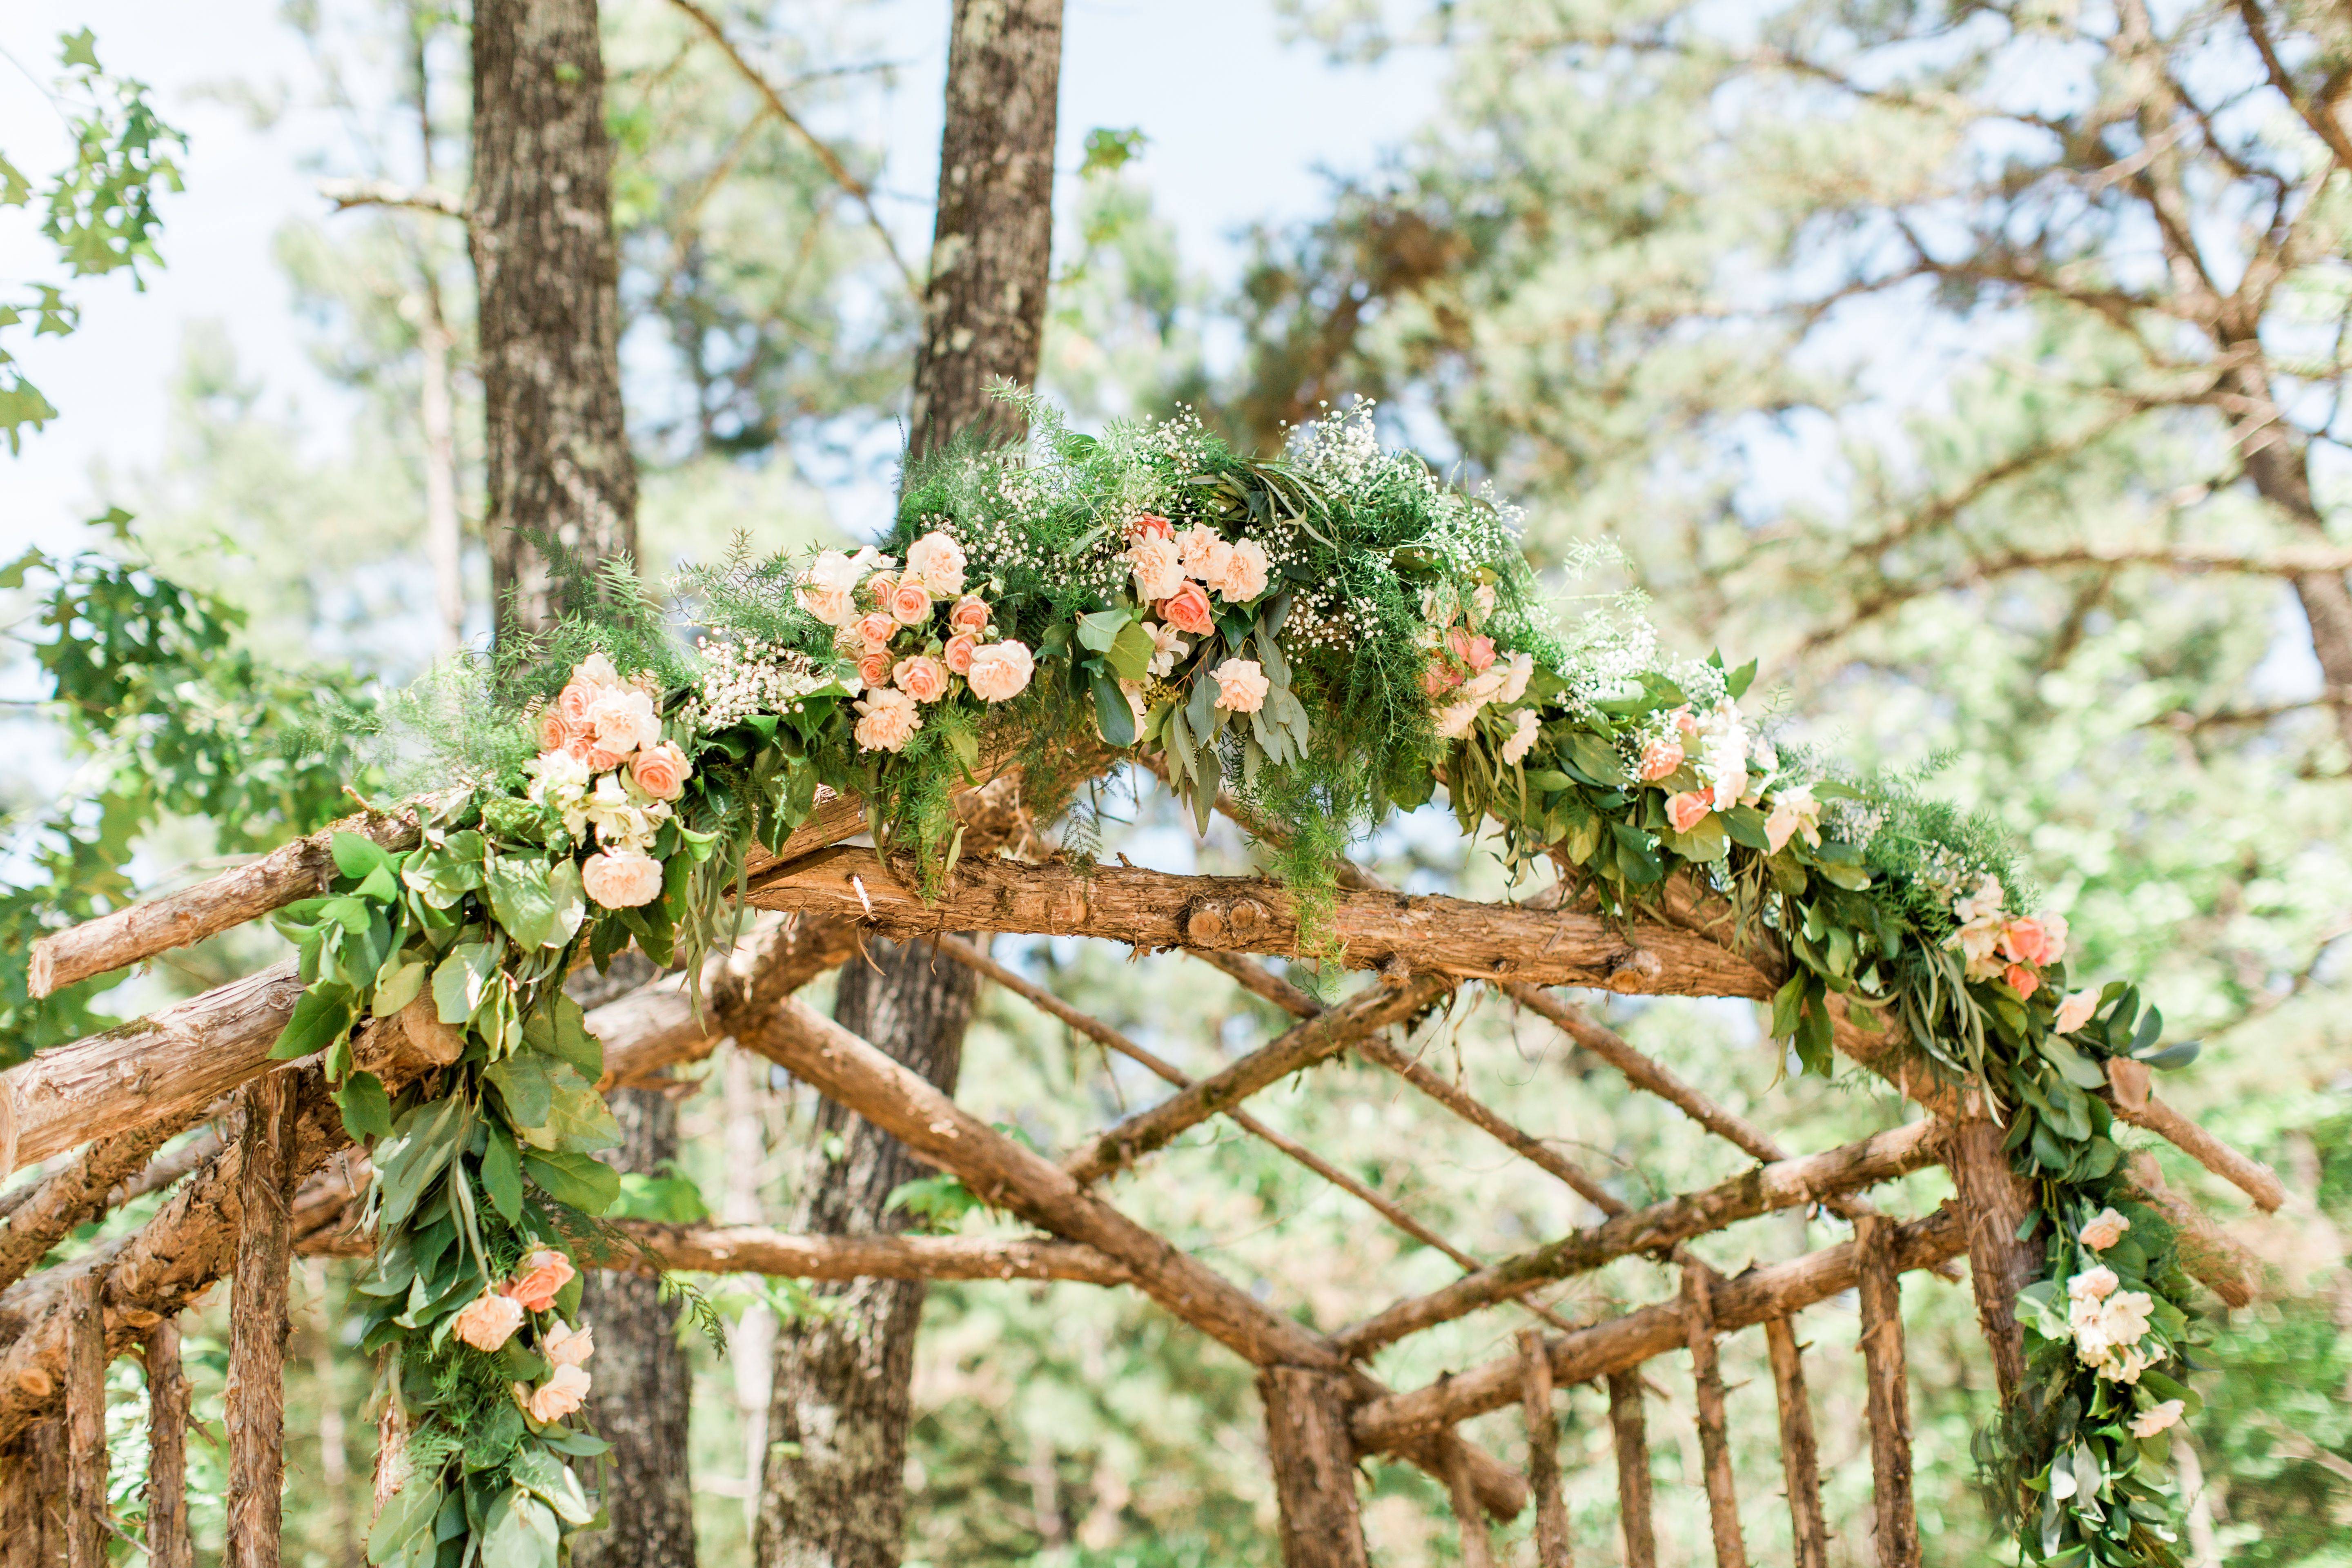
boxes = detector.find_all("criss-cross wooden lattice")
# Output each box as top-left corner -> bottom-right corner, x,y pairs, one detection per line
0,764 -> 2283,1568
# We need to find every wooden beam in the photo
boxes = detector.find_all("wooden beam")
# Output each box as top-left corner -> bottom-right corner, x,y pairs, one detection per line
2107,1057 -> 2287,1212
1856,1216 -> 1921,1568
1334,1118 -> 1947,1357
1517,1330 -> 1572,1568
1446,1439 -> 1502,1568
1350,1204 -> 1967,1454
1258,1366 -> 1372,1568
62,1273 -> 105,1568
0,1121 -> 177,1294
1762,1316 -> 1829,1568
143,1318 -> 192,1568
1605,1370 -> 1657,1568
225,1078 -> 298,1568
543,1223 -> 1133,1285
1682,1267 -> 1749,1568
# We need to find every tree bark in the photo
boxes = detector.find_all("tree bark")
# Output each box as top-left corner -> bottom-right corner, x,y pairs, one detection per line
0,1420 -> 67,1568
471,0 -> 635,637
1516,1331 -> 1571,1568
1258,1366 -> 1371,1568
62,1272 -> 105,1568
143,1318 -> 193,1568
1946,1117 -> 2038,1400
1856,1216 -> 1920,1568
573,1089 -> 698,1568
1681,1268 -> 1748,1568
757,940 -> 979,1568
907,0 -> 1064,457
1604,1371 -> 1656,1568
1762,1316 -> 1828,1568
225,1076 -> 298,1568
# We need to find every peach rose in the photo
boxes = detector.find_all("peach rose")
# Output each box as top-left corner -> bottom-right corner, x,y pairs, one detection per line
864,570 -> 898,606
561,728 -> 595,763
1446,626 -> 1496,674
2001,914 -> 2068,968
542,1321 -> 596,1368
2053,989 -> 2098,1034
1666,792 -> 1713,833
2128,1400 -> 2185,1439
630,741 -> 689,802
943,633 -> 979,675
1212,537 -> 1271,602
857,647 -> 895,689
1130,534 -> 1185,601
505,1248 -> 577,1313
966,640 -> 1035,703
1211,658 -> 1271,713
2005,962 -> 2041,1001
1129,511 -> 1173,541
853,688 -> 924,752
557,679 -> 601,727
904,530 -> 967,595
2078,1208 -> 2131,1251
581,848 -> 664,909
1638,737 -> 1685,782
585,746 -> 627,774
948,595 -> 991,634
855,610 -> 897,649
894,655 -> 950,704
889,579 -> 934,626
454,1292 -> 525,1352
521,1363 -> 591,1424
1158,581 -> 1215,636
535,708 -> 570,753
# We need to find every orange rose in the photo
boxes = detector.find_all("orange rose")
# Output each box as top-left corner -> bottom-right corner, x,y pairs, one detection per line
534,708 -> 569,753
1157,581 -> 1214,637
857,647 -> 895,689
2005,963 -> 2041,1001
630,741 -> 689,802
889,580 -> 934,626
504,1248 -> 577,1312
1666,792 -> 1712,833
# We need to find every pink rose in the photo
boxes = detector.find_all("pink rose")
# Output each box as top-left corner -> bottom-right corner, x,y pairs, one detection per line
1421,662 -> 1462,698
943,633 -> 979,675
505,1249 -> 577,1313
1129,512 -> 1173,542
521,1363 -> 591,1424
1212,538 -> 1271,602
1157,581 -> 1215,636
631,741 -> 689,802
2077,1208 -> 2131,1251
853,688 -> 924,752
2005,962 -> 2041,1001
857,647 -> 895,689
1130,534 -> 1185,601
948,595 -> 990,634
581,848 -> 664,909
904,530 -> 967,595
1666,792 -> 1713,833
1638,737 -> 1685,782
855,611 -> 897,649
454,1292 -> 525,1352
1446,626 -> 1496,674
965,641 -> 1035,703
894,655 -> 950,704
1211,658 -> 1271,714
2053,989 -> 2097,1035
889,580 -> 933,626
542,1321 -> 595,1368
557,679 -> 600,727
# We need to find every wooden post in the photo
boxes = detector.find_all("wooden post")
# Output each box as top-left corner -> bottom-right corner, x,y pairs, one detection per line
1946,1118 -> 2038,1399
225,1076 -> 298,1568
5,1421 -> 68,1568
1517,1331 -> 1573,1567
1257,1366 -> 1371,1568
62,1272 -> 106,1568
1856,1216 -> 1922,1568
1605,1370 -> 1656,1568
1762,1317 -> 1829,1568
144,1318 -> 192,1568
1443,1437 -> 1501,1568
1682,1267 -> 1750,1568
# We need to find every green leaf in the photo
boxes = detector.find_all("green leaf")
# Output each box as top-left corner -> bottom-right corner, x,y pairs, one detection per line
479,1121 -> 524,1224
367,1478 -> 441,1566
611,1170 -> 710,1223
332,830 -> 393,882
1091,674 -> 1137,747
1659,817 -> 1729,864
529,992 -> 604,1080
372,954 -> 429,1018
484,1049 -> 556,1129
2134,1039 -> 2201,1070
508,1449 -> 597,1527
523,1149 -> 621,1216
1104,619 -> 1157,682
484,855 -> 585,951
1815,859 -> 1874,891
271,986 -> 358,1062
481,1491 -> 558,1568
433,942 -> 501,1025
1075,607 -> 1131,653
336,1071 -> 395,1140
514,1058 -> 622,1154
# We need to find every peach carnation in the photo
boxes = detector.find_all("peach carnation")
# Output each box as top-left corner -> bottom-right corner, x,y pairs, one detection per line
581,848 -> 664,910
943,633 -> 979,675
631,741 -> 689,802
1131,534 -> 1185,601
1158,581 -> 1215,637
853,688 -> 924,752
454,1292 -> 525,1352
904,530 -> 968,595
1666,791 -> 1713,833
1211,658 -> 1270,714
506,1249 -> 577,1313
1212,537 -> 1271,602
521,1363 -> 591,1423
894,655 -> 951,704
966,641 -> 1035,704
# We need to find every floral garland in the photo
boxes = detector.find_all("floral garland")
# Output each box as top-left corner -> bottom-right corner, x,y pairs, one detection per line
287,400 -> 2205,1568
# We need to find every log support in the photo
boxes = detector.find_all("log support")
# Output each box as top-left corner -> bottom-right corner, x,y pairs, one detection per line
144,1318 -> 193,1568
63,1272 -> 106,1568
1762,1316 -> 1829,1568
1258,1366 -> 1371,1568
1857,1216 -> 1921,1568
1517,1330 -> 1572,1568
225,1077 -> 298,1568
1682,1267 -> 1749,1568
1605,1370 -> 1657,1568
1946,1118 -> 2038,1399
1443,1437 -> 1501,1568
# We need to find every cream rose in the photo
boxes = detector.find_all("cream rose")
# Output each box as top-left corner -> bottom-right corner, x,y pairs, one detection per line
1211,658 -> 1270,713
966,641 -> 1036,703
542,1321 -> 596,1368
904,530 -> 968,595
1130,534 -> 1185,601
453,1292 -> 525,1352
2078,1208 -> 2131,1251
1212,537 -> 1271,602
582,848 -> 664,909
506,1248 -> 577,1312
894,655 -> 951,704
853,688 -> 923,752
521,1363 -> 591,1423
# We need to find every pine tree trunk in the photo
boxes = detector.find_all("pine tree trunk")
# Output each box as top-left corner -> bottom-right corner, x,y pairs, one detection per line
573,1087 -> 699,1568
472,0 -> 635,637
756,940 -> 981,1568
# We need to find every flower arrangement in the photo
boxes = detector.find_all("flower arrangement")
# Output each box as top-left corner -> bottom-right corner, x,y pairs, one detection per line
282,396 -> 2209,1568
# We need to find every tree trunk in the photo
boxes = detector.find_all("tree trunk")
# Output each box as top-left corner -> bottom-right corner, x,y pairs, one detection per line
906,0 -> 1064,458
757,941 -> 980,1568
471,0 -> 635,638
573,1087 -> 698,1568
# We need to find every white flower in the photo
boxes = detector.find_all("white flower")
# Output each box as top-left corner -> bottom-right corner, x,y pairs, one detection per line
584,773 -> 658,851
1434,699 -> 1482,740
2069,1265 -> 2120,1303
797,547 -> 882,626
1494,652 -> 1532,706
1953,873 -> 2007,927
1499,708 -> 1540,766
1145,620 -> 1190,677
1764,784 -> 1822,853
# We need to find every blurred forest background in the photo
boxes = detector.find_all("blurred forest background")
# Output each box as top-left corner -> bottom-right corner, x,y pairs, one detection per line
4,0 -> 2351,1564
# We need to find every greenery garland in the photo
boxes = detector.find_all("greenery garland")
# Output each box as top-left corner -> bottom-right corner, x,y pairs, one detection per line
282,396 -> 2205,1568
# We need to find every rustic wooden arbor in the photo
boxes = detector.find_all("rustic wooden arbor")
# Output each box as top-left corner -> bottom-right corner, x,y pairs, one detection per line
0,768 -> 2284,1567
